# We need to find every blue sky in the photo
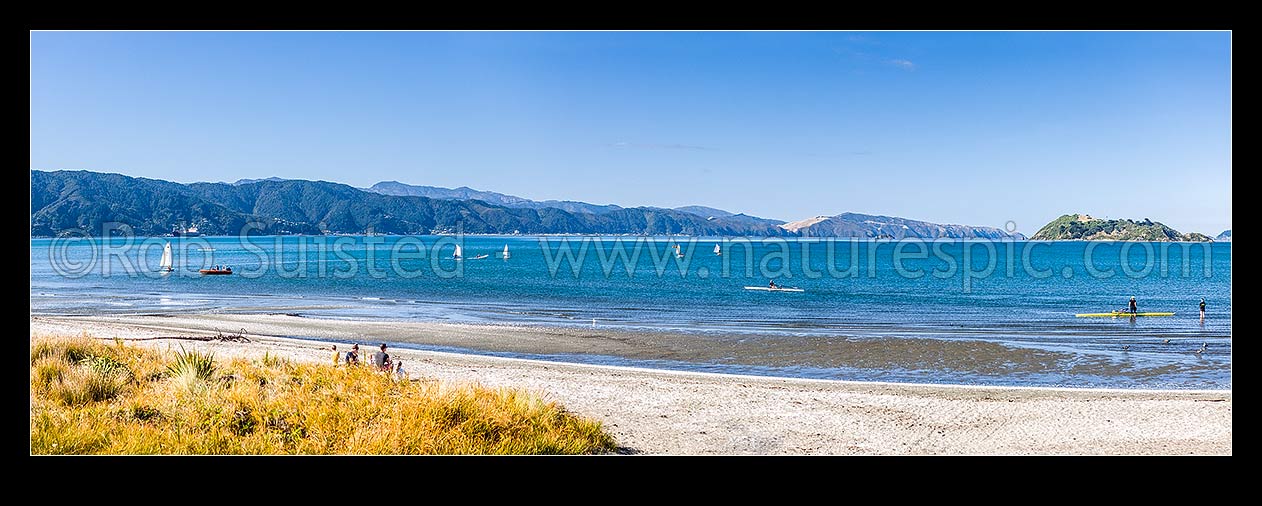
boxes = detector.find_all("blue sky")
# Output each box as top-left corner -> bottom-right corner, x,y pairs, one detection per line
30,31 -> 1231,235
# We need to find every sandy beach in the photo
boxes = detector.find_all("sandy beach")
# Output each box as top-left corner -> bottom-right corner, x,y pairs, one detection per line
30,314 -> 1232,455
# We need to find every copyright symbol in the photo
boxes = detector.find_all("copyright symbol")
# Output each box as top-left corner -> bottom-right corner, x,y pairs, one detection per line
48,231 -> 95,278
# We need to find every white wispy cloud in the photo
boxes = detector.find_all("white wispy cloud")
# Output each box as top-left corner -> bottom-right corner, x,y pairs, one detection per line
799,150 -> 875,158
609,142 -> 715,151
888,59 -> 917,71
846,35 -> 880,45
834,38 -> 918,73
833,47 -> 869,61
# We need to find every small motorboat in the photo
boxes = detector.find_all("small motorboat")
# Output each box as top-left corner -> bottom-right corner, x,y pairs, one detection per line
199,267 -> 233,275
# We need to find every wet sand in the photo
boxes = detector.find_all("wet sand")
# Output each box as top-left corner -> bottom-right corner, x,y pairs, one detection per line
27,313 -> 1096,379
30,314 -> 1232,455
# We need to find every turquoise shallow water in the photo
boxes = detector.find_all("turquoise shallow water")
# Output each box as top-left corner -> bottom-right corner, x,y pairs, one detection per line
29,236 -> 1231,389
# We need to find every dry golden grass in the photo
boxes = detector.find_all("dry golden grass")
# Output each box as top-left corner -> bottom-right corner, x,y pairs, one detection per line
30,336 -> 616,455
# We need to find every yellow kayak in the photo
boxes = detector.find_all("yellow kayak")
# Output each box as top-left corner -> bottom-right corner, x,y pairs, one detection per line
1075,312 -> 1175,318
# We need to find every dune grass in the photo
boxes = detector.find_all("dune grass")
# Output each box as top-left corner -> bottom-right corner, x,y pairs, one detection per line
30,336 -> 617,455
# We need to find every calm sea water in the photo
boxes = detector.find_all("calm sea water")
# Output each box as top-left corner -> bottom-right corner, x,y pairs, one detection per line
29,236 -> 1231,389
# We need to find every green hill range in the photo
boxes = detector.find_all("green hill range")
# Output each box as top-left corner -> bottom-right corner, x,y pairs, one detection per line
31,171 -> 1217,241
30,170 -> 1024,239
1031,214 -> 1212,242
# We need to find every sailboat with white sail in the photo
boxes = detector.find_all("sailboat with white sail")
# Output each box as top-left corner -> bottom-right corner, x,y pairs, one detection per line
454,244 -> 463,260
502,244 -> 510,259
159,242 -> 174,272
714,243 -> 721,256
674,244 -> 684,258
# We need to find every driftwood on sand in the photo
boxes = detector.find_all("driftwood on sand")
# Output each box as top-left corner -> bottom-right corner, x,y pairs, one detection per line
94,329 -> 251,343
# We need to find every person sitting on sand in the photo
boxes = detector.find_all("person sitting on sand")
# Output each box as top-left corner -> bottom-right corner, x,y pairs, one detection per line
345,343 -> 360,365
394,360 -> 407,380
372,343 -> 392,372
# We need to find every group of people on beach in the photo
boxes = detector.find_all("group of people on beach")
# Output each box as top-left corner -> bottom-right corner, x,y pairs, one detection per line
331,342 -> 407,379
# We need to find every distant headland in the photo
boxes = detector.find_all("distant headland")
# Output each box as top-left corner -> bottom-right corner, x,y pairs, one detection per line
1030,214 -> 1213,242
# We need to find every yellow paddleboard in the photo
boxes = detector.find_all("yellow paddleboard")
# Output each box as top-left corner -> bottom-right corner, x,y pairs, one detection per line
1075,312 -> 1175,317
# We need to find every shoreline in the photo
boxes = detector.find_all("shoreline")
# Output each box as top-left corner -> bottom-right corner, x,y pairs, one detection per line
40,315 -> 1228,395
29,314 -> 1232,455
28,312 -> 1230,391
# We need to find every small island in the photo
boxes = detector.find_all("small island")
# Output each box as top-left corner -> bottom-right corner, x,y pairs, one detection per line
1031,214 -> 1212,242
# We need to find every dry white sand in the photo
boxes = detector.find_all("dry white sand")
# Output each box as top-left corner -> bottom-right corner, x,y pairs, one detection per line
30,315 -> 1231,455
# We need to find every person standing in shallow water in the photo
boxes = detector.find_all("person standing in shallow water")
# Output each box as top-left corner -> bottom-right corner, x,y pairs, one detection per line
1200,298 -> 1207,321
1129,296 -> 1138,315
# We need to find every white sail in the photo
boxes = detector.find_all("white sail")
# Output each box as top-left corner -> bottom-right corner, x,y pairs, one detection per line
503,244 -> 510,259
160,242 -> 174,271
714,244 -> 721,255
674,244 -> 682,257
454,244 -> 463,259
